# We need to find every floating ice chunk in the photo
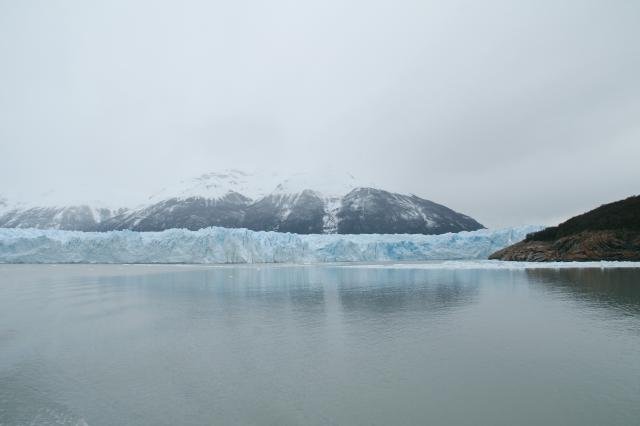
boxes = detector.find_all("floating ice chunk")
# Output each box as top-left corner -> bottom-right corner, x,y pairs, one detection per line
342,260 -> 640,269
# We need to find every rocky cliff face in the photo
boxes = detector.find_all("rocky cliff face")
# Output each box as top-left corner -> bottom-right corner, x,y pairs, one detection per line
489,230 -> 640,261
490,195 -> 640,261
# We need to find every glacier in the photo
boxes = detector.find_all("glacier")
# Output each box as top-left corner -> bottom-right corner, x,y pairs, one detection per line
0,225 -> 542,264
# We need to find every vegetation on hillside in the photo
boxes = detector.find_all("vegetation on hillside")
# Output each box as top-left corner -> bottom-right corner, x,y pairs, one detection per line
527,195 -> 640,241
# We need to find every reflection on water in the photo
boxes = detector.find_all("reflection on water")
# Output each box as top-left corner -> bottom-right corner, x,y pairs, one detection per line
1,264 -> 639,426
335,268 -> 480,318
527,268 -> 640,316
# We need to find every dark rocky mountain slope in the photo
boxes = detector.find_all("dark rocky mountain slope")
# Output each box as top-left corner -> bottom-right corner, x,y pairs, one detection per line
95,187 -> 483,235
337,188 -> 483,235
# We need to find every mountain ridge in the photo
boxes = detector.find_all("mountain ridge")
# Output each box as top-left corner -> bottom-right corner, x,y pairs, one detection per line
0,171 -> 484,235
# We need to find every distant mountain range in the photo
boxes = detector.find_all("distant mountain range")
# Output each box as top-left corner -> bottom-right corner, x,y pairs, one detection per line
0,170 -> 484,234
490,195 -> 640,261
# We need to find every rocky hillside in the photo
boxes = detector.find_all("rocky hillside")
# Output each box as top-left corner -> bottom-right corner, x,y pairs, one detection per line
490,195 -> 640,261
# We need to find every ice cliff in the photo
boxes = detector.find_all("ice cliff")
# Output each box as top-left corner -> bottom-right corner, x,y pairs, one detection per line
0,225 -> 542,264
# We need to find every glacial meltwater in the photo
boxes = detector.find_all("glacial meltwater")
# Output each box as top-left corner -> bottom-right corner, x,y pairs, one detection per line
1,263 -> 639,426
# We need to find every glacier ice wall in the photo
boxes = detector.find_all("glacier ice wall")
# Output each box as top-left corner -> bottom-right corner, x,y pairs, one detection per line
0,226 -> 542,264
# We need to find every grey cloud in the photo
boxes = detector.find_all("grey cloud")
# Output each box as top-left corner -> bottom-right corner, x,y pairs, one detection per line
0,0 -> 638,227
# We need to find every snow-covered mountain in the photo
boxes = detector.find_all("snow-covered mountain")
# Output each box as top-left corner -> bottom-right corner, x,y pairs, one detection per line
0,190 -> 127,232
146,170 -> 282,202
0,205 -> 122,231
0,170 -> 484,234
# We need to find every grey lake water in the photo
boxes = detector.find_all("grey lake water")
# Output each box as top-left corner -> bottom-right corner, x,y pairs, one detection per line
1,263 -> 639,426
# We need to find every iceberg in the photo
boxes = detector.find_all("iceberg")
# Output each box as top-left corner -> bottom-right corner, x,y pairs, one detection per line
0,225 -> 542,264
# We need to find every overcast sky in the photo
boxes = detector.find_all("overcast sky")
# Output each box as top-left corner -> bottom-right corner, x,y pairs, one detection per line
1,0 -> 639,227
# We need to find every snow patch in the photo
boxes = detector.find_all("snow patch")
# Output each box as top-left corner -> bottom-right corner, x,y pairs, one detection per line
272,171 -> 365,198
322,197 -> 342,233
148,170 -> 283,202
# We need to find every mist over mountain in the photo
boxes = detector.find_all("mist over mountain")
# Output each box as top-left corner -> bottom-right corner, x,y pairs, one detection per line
0,170 -> 483,235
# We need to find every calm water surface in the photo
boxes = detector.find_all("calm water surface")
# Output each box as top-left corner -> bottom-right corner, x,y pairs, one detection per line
1,263 -> 639,425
